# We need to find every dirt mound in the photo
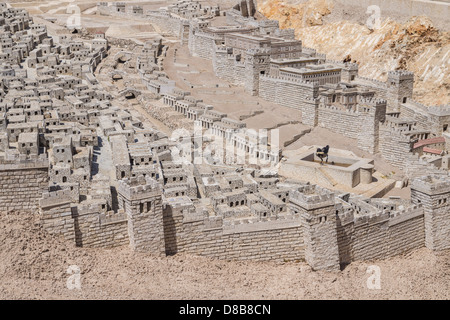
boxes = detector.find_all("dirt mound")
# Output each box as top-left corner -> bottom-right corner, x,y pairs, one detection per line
0,210 -> 449,299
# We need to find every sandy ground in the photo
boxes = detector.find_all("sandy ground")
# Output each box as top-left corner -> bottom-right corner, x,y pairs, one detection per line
0,211 -> 448,300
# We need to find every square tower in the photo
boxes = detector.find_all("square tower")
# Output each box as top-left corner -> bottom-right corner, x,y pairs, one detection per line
387,70 -> 414,111
118,175 -> 165,254
289,185 -> 340,271
411,175 -> 450,251
245,48 -> 270,96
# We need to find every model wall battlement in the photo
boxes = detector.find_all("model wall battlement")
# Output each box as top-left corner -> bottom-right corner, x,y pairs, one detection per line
246,48 -> 271,56
222,210 -> 300,227
338,197 -> 424,226
347,197 -> 379,213
222,212 -> 302,234
336,205 -> 355,225
354,76 -> 387,88
75,201 -> 107,216
289,185 -> 335,210
182,206 -> 206,223
98,210 -> 127,225
389,204 -> 423,219
354,210 -> 390,226
388,70 -> 415,81
118,175 -> 162,200
379,121 -> 417,137
39,189 -> 72,208
428,105 -> 450,116
411,175 -> 450,194
0,153 -> 48,170
408,99 -> 432,112
318,103 -> 365,115
303,96 -> 321,103
260,74 -> 319,88
192,29 -> 221,40
358,97 -> 387,107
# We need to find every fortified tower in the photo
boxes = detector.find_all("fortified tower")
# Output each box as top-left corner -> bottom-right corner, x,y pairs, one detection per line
341,62 -> 359,83
411,175 -> 450,251
245,48 -> 270,96
289,185 -> 340,271
357,98 -> 387,154
118,175 -> 165,254
387,70 -> 414,111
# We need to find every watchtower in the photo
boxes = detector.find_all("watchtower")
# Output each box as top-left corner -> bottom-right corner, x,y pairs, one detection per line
411,175 -> 450,251
341,62 -> 359,83
118,175 -> 165,254
289,185 -> 340,271
245,48 -> 270,96
387,70 -> 414,111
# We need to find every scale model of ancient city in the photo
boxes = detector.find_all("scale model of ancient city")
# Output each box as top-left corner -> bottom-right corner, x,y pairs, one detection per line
0,0 -> 449,273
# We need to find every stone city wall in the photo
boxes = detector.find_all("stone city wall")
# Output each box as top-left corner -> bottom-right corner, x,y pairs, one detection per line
72,203 -> 129,248
213,48 -> 247,86
190,30 -> 217,60
0,160 -> 49,212
379,124 -> 414,169
336,204 -> 425,265
258,75 -> 319,110
163,204 -> 305,261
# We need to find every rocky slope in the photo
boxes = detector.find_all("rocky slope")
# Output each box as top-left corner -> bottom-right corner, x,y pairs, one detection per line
258,0 -> 449,106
